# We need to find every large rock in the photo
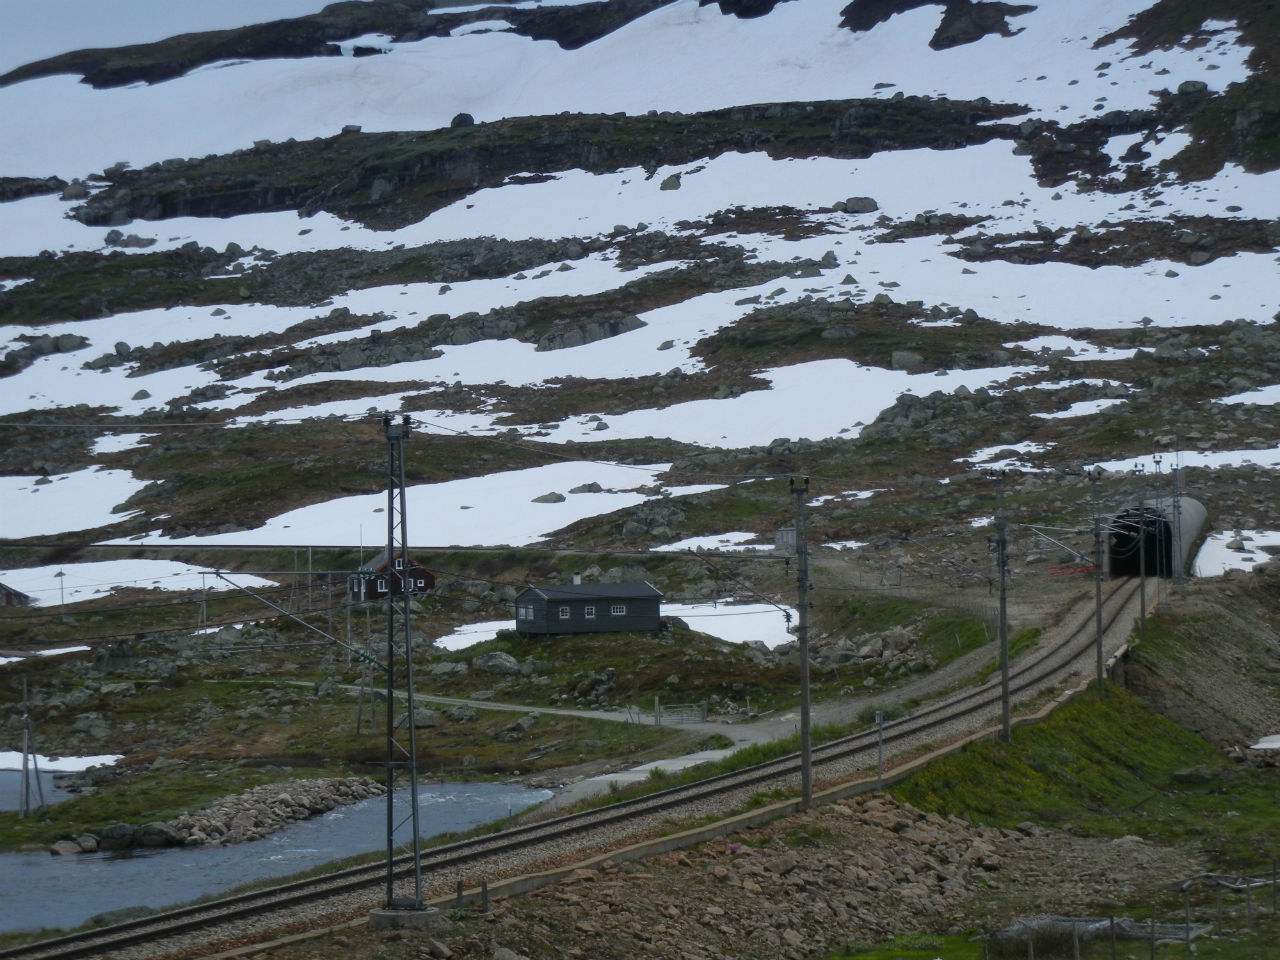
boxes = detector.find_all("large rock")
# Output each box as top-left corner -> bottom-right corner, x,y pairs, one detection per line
94,822 -> 137,850
472,651 -> 521,674
136,821 -> 185,847
841,196 -> 879,213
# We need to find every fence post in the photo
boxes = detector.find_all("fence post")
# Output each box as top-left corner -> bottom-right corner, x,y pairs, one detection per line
654,695 -> 660,725
1216,888 -> 1223,934
1247,878 -> 1253,928
1109,915 -> 1117,960
456,880 -> 463,909
1072,919 -> 1080,960
1149,903 -> 1155,960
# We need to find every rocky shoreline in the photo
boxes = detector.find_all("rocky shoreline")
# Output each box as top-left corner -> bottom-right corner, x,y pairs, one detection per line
49,776 -> 384,855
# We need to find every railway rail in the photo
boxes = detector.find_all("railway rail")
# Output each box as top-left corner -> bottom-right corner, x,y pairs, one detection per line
0,577 -> 1143,960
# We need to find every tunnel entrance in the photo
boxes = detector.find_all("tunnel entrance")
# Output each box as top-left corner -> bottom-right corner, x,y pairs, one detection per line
1108,506 -> 1175,578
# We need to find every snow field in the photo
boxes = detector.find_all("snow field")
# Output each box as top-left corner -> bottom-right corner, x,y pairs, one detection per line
0,559 -> 276,607
0,1 -> 1254,178
1193,529 -> 1280,576
113,460 -> 723,549
0,0 -> 1274,571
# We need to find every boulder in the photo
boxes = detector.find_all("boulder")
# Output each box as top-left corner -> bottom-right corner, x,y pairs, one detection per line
94,822 -> 137,850
472,651 -> 521,674
136,821 -> 186,847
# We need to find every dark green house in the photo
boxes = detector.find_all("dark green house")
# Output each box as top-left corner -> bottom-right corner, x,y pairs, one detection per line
514,581 -> 662,635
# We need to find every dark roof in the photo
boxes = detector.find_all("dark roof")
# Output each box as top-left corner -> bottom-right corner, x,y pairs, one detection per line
518,581 -> 662,601
357,549 -> 429,573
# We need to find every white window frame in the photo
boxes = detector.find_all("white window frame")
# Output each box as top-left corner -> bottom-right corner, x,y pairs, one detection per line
584,605 -> 596,619
610,603 -> 626,616
376,578 -> 387,592
558,605 -> 571,619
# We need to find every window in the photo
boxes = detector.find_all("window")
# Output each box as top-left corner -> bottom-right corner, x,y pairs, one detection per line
394,557 -> 404,570
517,605 -> 534,620
416,578 -> 426,588
376,578 -> 387,592
610,603 -> 626,616
558,605 -> 571,619
584,605 -> 596,619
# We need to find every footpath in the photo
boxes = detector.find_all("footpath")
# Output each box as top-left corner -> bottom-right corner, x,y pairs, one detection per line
502,583 -> 1144,812
386,583 -> 1146,814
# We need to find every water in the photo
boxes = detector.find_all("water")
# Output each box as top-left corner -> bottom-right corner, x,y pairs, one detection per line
0,781 -> 550,934
0,769 -> 74,812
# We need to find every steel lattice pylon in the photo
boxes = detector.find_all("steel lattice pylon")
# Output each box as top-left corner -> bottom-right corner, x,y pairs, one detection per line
383,415 -> 423,909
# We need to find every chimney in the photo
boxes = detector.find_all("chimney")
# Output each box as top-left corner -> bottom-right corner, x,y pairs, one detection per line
572,572 -> 581,585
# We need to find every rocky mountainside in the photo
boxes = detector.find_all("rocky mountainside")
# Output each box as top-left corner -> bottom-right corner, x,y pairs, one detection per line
0,0 -> 1277,627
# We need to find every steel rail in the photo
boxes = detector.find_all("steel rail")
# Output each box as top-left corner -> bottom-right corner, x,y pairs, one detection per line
0,578 -> 1141,960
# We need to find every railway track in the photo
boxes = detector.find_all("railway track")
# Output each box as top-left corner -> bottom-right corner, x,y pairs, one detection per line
1,577 -> 1143,960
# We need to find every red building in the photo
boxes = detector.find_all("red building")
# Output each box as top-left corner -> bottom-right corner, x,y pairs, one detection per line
348,550 -> 435,602
1,582 -> 35,607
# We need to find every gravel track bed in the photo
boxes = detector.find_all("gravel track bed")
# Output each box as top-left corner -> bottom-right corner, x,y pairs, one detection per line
23,586 -> 1142,960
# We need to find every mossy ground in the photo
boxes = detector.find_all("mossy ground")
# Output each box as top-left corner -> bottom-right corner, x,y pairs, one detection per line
892,685 -> 1280,867
0,675 -> 683,850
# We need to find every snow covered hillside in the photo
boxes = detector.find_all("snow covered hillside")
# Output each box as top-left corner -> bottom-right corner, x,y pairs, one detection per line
2,0 -> 1279,601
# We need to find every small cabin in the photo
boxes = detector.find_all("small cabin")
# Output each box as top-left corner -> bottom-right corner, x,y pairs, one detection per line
1,582 -> 35,607
348,549 -> 435,602
514,581 -> 662,635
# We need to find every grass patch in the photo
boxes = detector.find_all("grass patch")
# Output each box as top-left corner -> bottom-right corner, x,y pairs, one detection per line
419,620 -> 793,712
0,662 -> 683,850
830,934 -> 974,960
0,758 -> 339,850
891,685 -> 1280,867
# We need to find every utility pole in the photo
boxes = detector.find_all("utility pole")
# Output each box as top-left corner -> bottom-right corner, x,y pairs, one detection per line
790,476 -> 813,807
1172,458 -> 1186,587
1133,463 -> 1147,645
1088,468 -> 1105,688
18,678 -> 45,817
996,513 -> 1011,741
1152,453 -> 1168,607
383,414 -> 424,911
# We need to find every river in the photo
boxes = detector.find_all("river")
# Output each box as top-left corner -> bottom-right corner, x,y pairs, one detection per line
0,780 -> 550,934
